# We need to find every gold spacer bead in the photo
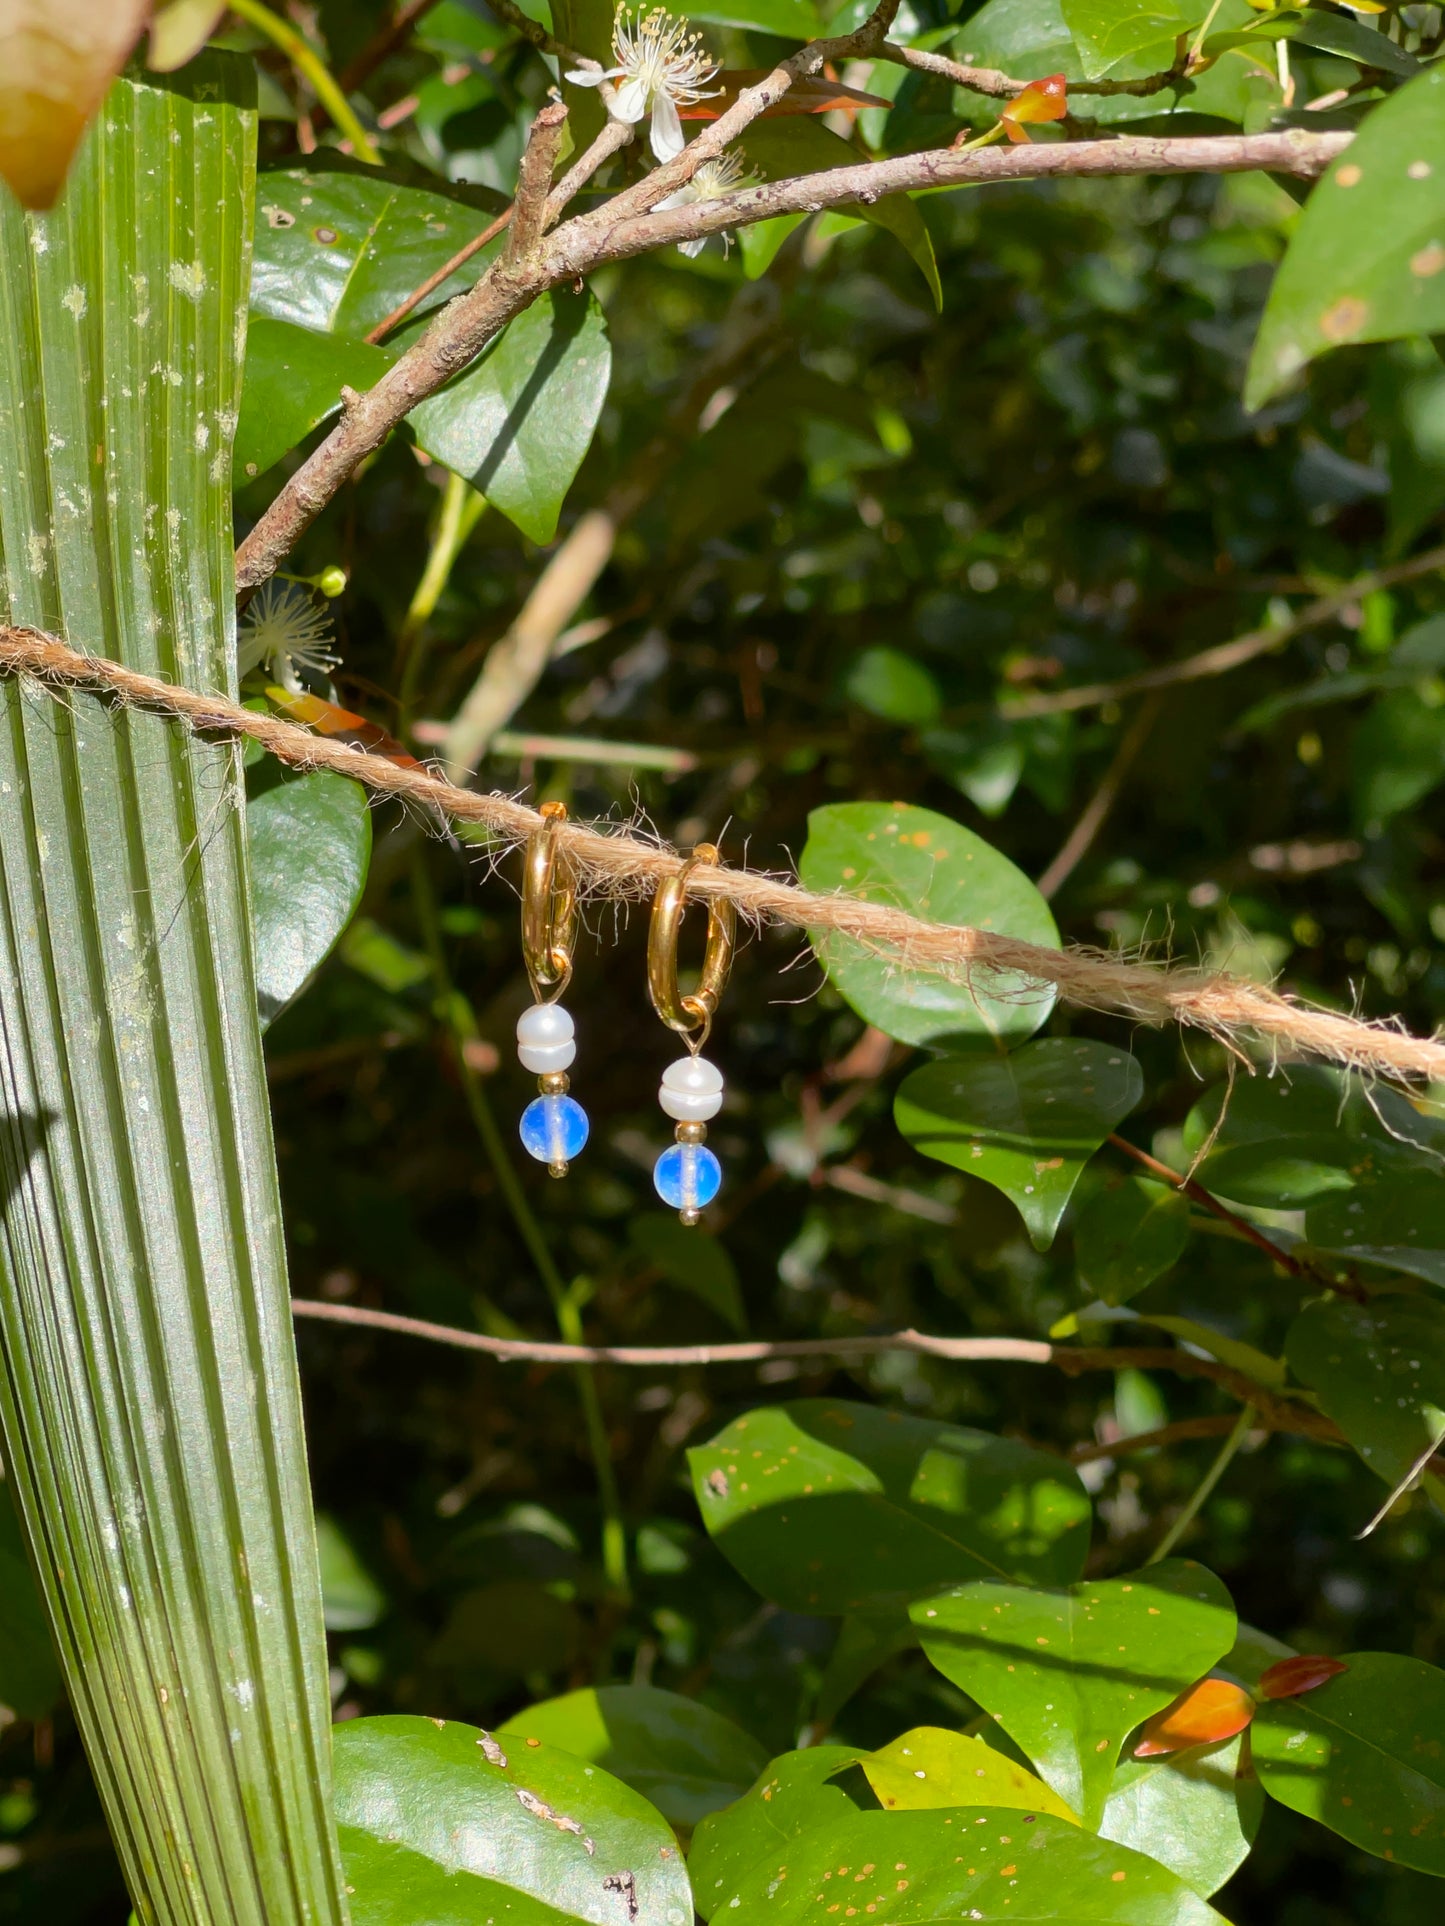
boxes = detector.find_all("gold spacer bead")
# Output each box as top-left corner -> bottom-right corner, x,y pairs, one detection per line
539,1071 -> 570,1095
679,1207 -> 702,1227
548,1161 -> 568,1180
675,1121 -> 708,1144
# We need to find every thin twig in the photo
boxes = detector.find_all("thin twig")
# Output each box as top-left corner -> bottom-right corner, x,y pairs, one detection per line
1003,544 -> 1445,719
230,0 -> 382,165
234,119 -> 1348,591
9,622 -> 1445,1086
1145,1402 -> 1256,1563
366,210 -> 514,345
507,102 -> 571,263
1036,694 -> 1163,899
876,41 -> 1188,101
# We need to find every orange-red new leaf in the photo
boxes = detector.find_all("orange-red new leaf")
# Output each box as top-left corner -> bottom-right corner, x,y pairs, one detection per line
1257,1654 -> 1348,1701
265,686 -> 422,770
1133,1677 -> 1256,1757
1000,73 -> 1068,146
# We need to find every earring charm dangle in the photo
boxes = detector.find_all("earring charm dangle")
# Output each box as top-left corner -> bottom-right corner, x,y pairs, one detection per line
647,843 -> 735,1224
517,802 -> 589,1178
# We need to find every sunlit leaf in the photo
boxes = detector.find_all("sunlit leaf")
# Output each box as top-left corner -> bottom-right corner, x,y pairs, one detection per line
0,0 -> 149,208
147,0 -> 228,72
1257,1654 -> 1349,1701
1133,1679 -> 1256,1758
1101,1734 -> 1262,1900
863,1726 -> 1079,1821
689,1746 -> 865,1922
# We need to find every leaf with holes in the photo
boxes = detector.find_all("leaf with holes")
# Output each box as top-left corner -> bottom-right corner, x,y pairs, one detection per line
1075,1177 -> 1191,1305
896,1039 -> 1143,1249
1252,1653 -> 1445,1874
715,1809 -> 1226,1924
499,1685 -> 766,1829
1101,1734 -> 1262,1900
689,1400 -> 1092,1615
798,803 -> 1059,1048
862,1727 -> 1079,1822
913,1561 -> 1237,1829
248,764 -> 371,1031
1285,1295 -> 1445,1491
1247,68 -> 1445,408
334,1715 -> 692,1926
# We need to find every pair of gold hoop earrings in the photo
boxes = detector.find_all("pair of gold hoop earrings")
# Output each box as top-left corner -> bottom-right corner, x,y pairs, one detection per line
515,803 -> 736,1224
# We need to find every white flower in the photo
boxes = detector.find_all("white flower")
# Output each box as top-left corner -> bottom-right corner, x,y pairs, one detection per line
566,7 -> 720,164
654,150 -> 757,256
238,580 -> 339,694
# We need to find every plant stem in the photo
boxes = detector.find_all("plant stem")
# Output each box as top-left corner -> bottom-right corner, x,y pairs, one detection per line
408,851 -> 630,1601
1146,1403 -> 1256,1565
230,0 -> 383,164
395,472 -> 487,722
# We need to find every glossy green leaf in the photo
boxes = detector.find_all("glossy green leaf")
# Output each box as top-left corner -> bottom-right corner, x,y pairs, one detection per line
408,289 -> 612,544
236,315 -> 391,480
737,120 -> 941,310
689,1400 -> 1092,1614
1182,1065 -> 1404,1209
1247,68 -> 1445,409
248,765 -> 371,1030
1286,1295 -> 1445,1490
863,1726 -> 1079,1822
334,1715 -> 694,1926
629,1215 -> 746,1333
1307,1172 -> 1445,1287
718,1809 -> 1225,1924
846,646 -> 942,727
913,1561 -> 1237,1828
499,1685 -> 767,1828
0,1479 -> 61,1719
896,1039 -> 1144,1249
690,0 -> 823,33
1204,10 -> 1420,80
798,802 -> 1059,1047
1075,1177 -> 1191,1305
1100,1735 -> 1262,1901
0,56 -> 349,1926
689,1746 -> 865,1921
251,159 -> 506,337
1060,0 -> 1193,80
1252,1652 -> 1445,1874
316,1513 -> 387,1633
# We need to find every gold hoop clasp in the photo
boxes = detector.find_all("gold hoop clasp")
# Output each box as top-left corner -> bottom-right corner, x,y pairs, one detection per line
648,843 -> 735,1053
522,801 -> 577,1003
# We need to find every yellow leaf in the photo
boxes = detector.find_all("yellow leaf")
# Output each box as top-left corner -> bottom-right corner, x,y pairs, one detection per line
0,0 -> 150,208
862,1726 -> 1080,1823
147,0 -> 228,73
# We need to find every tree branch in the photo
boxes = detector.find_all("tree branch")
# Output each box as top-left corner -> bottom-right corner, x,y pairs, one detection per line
876,41 -> 1191,101
507,101 -> 570,262
234,123 -> 1346,592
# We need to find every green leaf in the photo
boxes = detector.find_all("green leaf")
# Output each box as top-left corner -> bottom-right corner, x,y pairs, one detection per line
499,1685 -> 767,1828
1353,688 -> 1445,828
315,1513 -> 387,1633
716,1809 -> 1226,1924
737,120 -> 942,310
408,289 -> 612,544
1075,1177 -> 1191,1306
1252,1652 -> 1445,1875
896,1039 -> 1144,1249
1060,0 -> 1193,80
334,1715 -> 694,1925
862,1726 -> 1079,1823
912,1560 -> 1237,1828
1307,1173 -> 1445,1287
1183,1066 -> 1375,1208
251,159 -> 506,337
629,1215 -> 746,1333
1204,10 -> 1420,80
845,646 -> 942,726
248,765 -> 371,1030
688,1400 -> 1092,1614
737,212 -> 807,280
690,0 -> 823,33
1286,1295 -> 1445,1490
1100,1735 -> 1262,1901
688,1746 -> 865,1921
236,315 -> 391,480
429,1579 -> 582,1680
0,1479 -> 61,1719
798,803 -> 1060,1048
0,55 -> 349,1926
814,1612 -> 917,1726
1246,68 -> 1445,409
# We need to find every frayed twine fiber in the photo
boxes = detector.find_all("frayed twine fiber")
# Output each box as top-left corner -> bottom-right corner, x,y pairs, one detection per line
5,621 -> 1444,1085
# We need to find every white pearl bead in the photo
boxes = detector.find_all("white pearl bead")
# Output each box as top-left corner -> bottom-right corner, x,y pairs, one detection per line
660,1055 -> 723,1122
519,1038 -> 576,1074
517,1003 -> 575,1048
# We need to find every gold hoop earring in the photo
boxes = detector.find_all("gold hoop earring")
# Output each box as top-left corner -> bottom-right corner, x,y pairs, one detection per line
516,802 -> 588,1178
647,843 -> 735,1223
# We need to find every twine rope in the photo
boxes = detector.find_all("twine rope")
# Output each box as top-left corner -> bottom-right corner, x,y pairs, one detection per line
4,622 -> 1443,1084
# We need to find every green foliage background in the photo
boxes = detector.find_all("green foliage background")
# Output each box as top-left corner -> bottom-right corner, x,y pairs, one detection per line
6,1 -> 1445,1922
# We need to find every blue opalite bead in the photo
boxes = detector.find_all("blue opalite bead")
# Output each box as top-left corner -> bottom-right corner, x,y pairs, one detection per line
653,1141 -> 722,1213
519,1094 -> 589,1166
